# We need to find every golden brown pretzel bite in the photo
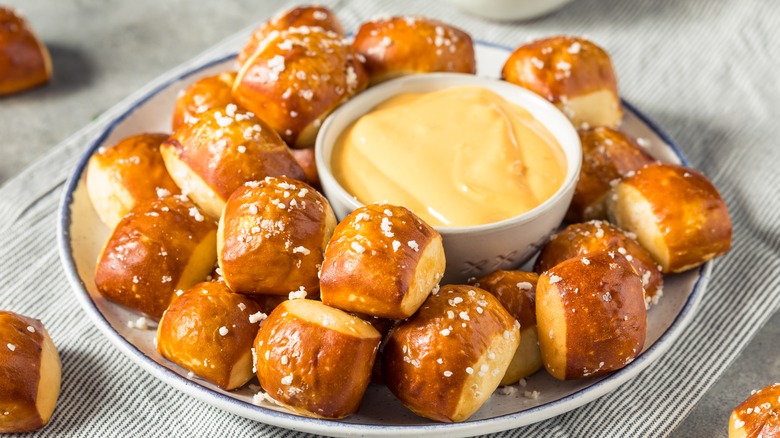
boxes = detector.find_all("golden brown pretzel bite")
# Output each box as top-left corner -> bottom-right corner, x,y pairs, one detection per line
320,204 -> 446,319
502,36 -> 622,129
567,127 -> 655,222
237,5 -> 345,66
233,26 -> 368,148
172,71 -> 237,131
534,220 -> 664,307
290,147 -> 320,190
606,163 -> 732,273
536,250 -> 646,380
0,311 -> 60,433
86,133 -> 181,230
217,177 -> 336,296
253,299 -> 381,419
95,195 -> 217,319
161,105 -> 306,219
729,383 -> 780,438
382,285 -> 520,423
0,7 -> 51,95
352,16 -> 476,85
470,271 -> 542,384
156,281 -> 262,390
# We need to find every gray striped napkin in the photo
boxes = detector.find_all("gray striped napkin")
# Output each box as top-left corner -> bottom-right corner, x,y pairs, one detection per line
1,0 -> 778,436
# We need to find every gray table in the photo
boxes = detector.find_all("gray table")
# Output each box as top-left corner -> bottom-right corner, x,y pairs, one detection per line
1,1 -> 777,436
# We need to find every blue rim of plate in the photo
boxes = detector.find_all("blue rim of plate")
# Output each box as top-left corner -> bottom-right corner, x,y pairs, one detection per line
56,41 -> 708,436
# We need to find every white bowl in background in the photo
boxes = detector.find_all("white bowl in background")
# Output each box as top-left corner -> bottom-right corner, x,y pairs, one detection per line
441,0 -> 576,21
315,73 -> 582,282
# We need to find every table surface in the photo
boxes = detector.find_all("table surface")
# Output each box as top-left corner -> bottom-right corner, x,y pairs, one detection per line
1,1 -> 777,437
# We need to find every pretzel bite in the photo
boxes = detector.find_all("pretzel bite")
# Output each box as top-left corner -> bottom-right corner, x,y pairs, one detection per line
606,163 -> 732,273
0,311 -> 60,433
156,281 -> 262,390
534,221 -> 664,307
290,147 -> 320,189
536,250 -> 646,380
352,16 -> 476,85
233,26 -> 368,148
470,271 -> 542,385
161,105 -> 306,219
567,127 -> 655,222
237,5 -> 345,66
253,299 -> 381,419
383,285 -> 520,423
320,204 -> 446,319
502,36 -> 622,129
86,133 -> 181,230
729,383 -> 780,438
95,195 -> 217,319
0,7 -> 51,95
218,177 -> 336,296
351,313 -> 397,385
172,71 -> 237,130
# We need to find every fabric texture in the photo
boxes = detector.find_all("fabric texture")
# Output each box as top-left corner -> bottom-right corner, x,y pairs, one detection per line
1,0 -> 778,436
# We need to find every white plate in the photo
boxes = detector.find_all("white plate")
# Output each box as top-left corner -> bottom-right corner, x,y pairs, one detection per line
57,42 -> 710,437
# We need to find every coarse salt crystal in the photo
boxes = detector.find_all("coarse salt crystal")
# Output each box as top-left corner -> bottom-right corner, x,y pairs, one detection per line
219,326 -> 228,336
443,370 -> 453,377
289,287 -> 307,300
292,246 -> 310,255
249,312 -> 267,324
7,343 -> 15,351
237,145 -> 246,153
351,241 -> 366,253
281,374 -> 293,385
523,390 -> 540,400
26,326 -> 35,333
392,240 -> 401,252
189,207 -> 205,222
549,275 -> 562,284
516,281 -> 533,290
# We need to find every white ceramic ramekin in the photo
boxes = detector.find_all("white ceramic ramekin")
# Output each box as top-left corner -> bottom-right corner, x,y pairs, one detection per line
315,73 -> 581,282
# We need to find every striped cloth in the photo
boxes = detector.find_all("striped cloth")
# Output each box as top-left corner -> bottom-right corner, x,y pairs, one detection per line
2,0 -> 778,436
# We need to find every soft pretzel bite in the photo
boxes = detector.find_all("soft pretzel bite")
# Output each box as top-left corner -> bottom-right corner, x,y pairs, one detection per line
0,7 -> 51,95
729,383 -> 780,438
383,285 -> 520,423
95,195 -> 217,319
470,271 -> 542,385
352,16 -> 476,85
320,204 -> 446,319
86,133 -> 181,230
567,127 -> 655,222
536,250 -> 646,380
161,105 -> 306,219
156,281 -> 262,390
172,71 -> 237,131
0,311 -> 60,433
237,5 -> 345,66
351,313 -> 397,385
253,299 -> 381,419
534,221 -> 664,307
290,147 -> 320,189
217,177 -> 336,296
233,26 -> 368,148
606,163 -> 732,273
502,36 -> 622,129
